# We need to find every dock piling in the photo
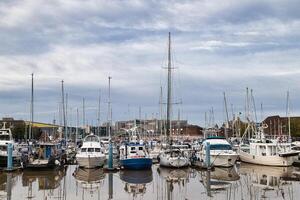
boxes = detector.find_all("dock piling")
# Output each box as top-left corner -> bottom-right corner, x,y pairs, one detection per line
205,142 -> 211,169
108,142 -> 113,170
7,143 -> 13,171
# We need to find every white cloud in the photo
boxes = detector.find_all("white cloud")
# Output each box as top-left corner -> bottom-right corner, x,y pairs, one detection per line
0,0 -> 299,125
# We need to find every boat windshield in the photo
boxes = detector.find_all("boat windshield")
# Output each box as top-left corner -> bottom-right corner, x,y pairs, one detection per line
84,135 -> 99,142
209,144 -> 232,150
0,146 -> 7,151
0,135 -> 10,141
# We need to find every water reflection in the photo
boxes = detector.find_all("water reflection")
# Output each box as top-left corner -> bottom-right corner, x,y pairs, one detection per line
22,167 -> 67,190
199,166 -> 240,198
0,172 -> 20,200
239,163 -> 295,199
157,167 -> 190,200
73,167 -> 105,199
120,169 -> 153,198
0,164 -> 299,199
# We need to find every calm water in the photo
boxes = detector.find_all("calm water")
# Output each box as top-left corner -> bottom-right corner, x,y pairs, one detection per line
1,163 -> 300,200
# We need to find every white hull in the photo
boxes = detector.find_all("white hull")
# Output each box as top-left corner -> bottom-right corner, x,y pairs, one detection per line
239,150 -> 297,166
159,156 -> 189,168
76,155 -> 106,169
200,154 -> 238,167
201,153 -> 239,167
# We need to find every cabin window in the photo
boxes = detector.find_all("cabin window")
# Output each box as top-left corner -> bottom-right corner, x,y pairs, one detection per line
87,148 -> 94,152
95,148 -> 101,152
138,147 -> 143,151
81,148 -> 87,152
0,146 -> 7,151
131,147 -> 136,151
210,144 -> 232,150
0,135 -> 10,140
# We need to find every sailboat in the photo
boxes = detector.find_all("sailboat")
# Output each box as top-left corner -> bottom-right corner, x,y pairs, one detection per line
159,32 -> 189,168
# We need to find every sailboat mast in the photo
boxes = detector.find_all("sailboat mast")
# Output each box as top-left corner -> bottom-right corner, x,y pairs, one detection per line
287,91 -> 291,141
61,80 -> 67,141
82,97 -> 85,135
76,107 -> 79,145
107,76 -> 112,138
97,90 -> 101,136
223,92 -> 229,139
29,73 -> 34,140
166,32 -> 172,139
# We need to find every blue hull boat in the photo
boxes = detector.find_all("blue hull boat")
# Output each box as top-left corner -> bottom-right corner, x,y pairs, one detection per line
120,158 -> 152,170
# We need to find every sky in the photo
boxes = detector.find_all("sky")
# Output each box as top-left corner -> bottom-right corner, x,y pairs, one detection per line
0,0 -> 300,127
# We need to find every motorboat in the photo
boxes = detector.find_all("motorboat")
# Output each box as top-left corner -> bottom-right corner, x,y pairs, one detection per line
119,135 -> 152,170
76,133 -> 106,168
0,123 -> 22,168
197,136 -> 238,167
239,126 -> 298,166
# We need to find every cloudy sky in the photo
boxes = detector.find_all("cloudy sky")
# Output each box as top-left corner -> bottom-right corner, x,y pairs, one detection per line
0,0 -> 300,127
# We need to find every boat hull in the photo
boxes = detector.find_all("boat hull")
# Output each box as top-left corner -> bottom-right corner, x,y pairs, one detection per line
76,155 -> 106,169
159,156 -> 189,168
199,153 -> 238,167
120,158 -> 152,170
239,150 -> 297,166
0,155 -> 22,168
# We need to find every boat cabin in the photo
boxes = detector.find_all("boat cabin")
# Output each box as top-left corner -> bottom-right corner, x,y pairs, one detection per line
120,143 -> 148,159
36,143 -> 62,159
248,142 -> 292,156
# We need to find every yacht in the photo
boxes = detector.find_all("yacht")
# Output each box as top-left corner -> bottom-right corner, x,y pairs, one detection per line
239,126 -> 298,166
0,123 -> 22,168
76,133 -> 106,168
198,136 -> 238,167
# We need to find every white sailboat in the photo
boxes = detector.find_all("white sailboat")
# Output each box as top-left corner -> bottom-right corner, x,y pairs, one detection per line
76,133 -> 106,168
159,32 -> 189,168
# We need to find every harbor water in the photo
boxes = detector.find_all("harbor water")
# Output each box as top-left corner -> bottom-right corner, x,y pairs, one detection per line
1,162 -> 300,200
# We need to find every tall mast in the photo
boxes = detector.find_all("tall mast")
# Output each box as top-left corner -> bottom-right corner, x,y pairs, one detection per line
159,86 -> 164,136
166,32 -> 172,139
29,73 -> 34,140
82,97 -> 85,135
61,80 -> 67,141
223,92 -> 229,139
286,91 -> 291,141
97,90 -> 101,136
251,89 -> 257,123
65,93 -> 68,140
76,108 -> 79,145
107,76 -> 112,138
